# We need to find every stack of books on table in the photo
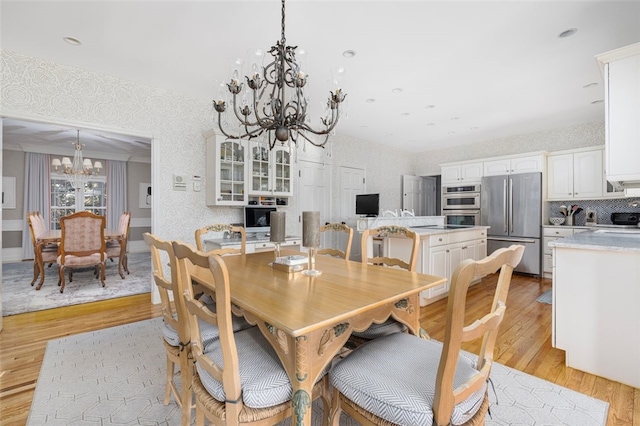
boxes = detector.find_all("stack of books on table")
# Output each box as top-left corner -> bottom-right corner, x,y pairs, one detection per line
272,255 -> 307,273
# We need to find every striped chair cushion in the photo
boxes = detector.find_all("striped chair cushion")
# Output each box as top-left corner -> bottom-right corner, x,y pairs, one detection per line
351,319 -> 407,339
331,332 -> 486,426
162,298 -> 253,347
196,326 -> 293,409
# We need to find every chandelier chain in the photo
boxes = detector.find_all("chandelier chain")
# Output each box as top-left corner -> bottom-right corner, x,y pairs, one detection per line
281,0 -> 286,45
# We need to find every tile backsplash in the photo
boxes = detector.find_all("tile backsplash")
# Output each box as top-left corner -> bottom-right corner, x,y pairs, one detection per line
548,198 -> 640,226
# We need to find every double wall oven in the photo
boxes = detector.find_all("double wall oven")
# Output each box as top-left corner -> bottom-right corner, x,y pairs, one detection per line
442,183 -> 481,226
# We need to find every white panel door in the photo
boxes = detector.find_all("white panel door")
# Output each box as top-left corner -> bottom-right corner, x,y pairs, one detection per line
340,166 -> 365,260
402,175 -> 423,216
297,160 -> 330,237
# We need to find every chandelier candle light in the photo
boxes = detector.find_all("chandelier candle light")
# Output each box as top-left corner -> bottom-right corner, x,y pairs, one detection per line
51,130 -> 102,190
212,0 -> 346,150
302,211 -> 321,276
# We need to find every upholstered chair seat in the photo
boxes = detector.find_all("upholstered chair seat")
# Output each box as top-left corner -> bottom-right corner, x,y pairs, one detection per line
331,333 -> 485,425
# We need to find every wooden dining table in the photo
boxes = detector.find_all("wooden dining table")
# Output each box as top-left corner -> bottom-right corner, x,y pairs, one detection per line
35,229 -> 125,286
190,250 -> 446,426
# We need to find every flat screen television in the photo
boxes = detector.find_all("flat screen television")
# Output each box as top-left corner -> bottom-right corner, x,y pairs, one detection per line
356,193 -> 380,217
244,206 -> 277,234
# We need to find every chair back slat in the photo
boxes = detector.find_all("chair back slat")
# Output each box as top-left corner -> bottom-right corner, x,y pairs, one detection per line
194,224 -> 246,255
432,244 -> 524,425
360,225 -> 420,272
172,241 -> 243,407
318,223 -> 353,260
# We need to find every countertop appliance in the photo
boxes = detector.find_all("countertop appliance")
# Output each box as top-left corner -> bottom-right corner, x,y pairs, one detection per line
481,172 -> 542,275
611,212 -> 639,226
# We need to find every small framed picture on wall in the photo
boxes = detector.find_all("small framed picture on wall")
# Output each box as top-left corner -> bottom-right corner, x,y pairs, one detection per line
139,183 -> 151,209
2,176 -> 16,209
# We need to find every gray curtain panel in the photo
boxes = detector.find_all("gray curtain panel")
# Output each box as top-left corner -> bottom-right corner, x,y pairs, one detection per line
22,153 -> 51,260
107,160 -> 127,230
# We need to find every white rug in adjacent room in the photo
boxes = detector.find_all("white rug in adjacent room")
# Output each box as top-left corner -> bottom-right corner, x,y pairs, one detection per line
2,252 -> 152,316
28,318 -> 609,425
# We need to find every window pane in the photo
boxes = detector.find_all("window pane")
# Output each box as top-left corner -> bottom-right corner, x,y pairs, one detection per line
50,176 -> 107,228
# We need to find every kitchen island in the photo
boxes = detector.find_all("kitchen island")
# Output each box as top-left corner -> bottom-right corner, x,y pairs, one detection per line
359,218 -> 489,305
550,229 -> 640,388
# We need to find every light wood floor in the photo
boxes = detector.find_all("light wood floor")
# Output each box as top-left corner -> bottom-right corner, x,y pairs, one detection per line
0,275 -> 638,425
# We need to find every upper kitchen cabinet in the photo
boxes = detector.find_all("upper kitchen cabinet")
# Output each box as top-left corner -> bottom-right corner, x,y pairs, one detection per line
596,43 -> 640,185
248,142 -> 293,200
441,162 -> 483,184
205,131 -> 248,206
483,154 -> 544,177
547,148 -> 603,200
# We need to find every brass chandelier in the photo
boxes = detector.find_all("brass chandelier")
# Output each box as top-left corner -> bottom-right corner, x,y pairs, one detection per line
212,0 -> 346,149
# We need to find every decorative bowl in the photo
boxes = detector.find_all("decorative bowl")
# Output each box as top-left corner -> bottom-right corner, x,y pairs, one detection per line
549,217 -> 565,226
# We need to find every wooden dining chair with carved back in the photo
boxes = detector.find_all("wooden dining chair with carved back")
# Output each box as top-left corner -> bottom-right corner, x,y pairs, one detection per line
27,211 -> 60,290
329,245 -> 525,426
56,211 -> 107,293
106,212 -> 131,279
351,225 -> 420,341
318,222 -> 354,260
172,240 -> 331,426
194,223 -> 246,255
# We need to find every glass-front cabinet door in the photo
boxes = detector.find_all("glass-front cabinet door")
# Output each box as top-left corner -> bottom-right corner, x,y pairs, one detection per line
272,146 -> 292,196
206,135 -> 247,206
250,143 -> 271,195
248,143 -> 293,197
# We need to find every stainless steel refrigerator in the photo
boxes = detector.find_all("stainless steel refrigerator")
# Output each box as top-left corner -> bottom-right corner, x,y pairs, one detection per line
481,172 -> 541,275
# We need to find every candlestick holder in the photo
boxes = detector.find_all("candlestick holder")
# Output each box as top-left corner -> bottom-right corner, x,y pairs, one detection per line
302,248 -> 321,276
302,211 -> 322,276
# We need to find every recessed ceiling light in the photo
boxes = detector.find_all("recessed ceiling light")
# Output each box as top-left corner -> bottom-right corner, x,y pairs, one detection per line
558,28 -> 577,38
425,105 -> 435,109
471,127 -> 479,130
583,82 -> 598,88
448,131 -> 456,135
365,98 -> 376,103
392,88 -> 403,94
63,36 -> 82,46
591,100 -> 604,104
342,50 -> 356,58
450,117 -> 460,120
426,123 -> 435,126
401,112 -> 410,117
360,125 -> 368,128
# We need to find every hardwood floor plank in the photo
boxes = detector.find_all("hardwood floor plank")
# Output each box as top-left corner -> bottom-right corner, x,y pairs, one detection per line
0,275 -> 637,426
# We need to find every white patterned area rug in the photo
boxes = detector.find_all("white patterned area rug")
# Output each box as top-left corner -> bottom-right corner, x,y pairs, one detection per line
2,252 -> 152,316
28,318 -> 609,426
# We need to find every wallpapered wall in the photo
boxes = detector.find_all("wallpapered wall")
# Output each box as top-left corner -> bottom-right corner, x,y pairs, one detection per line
413,121 -> 606,176
0,50 -> 415,243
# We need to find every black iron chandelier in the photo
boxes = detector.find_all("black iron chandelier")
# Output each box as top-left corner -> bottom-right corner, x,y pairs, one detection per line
212,0 -> 346,149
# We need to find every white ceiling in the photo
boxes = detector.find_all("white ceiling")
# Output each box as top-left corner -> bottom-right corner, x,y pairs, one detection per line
1,1 -> 639,154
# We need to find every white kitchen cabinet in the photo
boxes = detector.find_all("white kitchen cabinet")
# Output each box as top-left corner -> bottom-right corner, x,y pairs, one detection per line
248,142 -> 293,199
597,43 -> 640,184
483,154 -> 544,177
547,149 -> 603,200
441,162 -> 483,184
205,132 -> 248,206
542,227 -> 590,277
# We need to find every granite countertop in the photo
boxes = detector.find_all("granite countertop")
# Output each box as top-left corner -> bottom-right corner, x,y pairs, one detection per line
206,235 -> 301,246
549,229 -> 640,252
408,225 -> 490,237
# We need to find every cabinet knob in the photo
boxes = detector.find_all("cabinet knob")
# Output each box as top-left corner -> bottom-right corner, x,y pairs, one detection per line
446,249 -> 450,253
438,238 -> 443,242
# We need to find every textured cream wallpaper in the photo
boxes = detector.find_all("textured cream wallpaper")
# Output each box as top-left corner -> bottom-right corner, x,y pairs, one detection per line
414,121 -> 606,176
0,50 -> 241,244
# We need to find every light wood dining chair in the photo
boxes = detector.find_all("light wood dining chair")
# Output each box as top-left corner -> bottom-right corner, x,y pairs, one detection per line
194,223 -> 246,255
27,211 -> 59,290
56,211 -> 106,293
329,245 -> 525,426
352,225 -> 420,341
318,222 -> 354,260
172,241 -> 331,426
106,211 -> 131,278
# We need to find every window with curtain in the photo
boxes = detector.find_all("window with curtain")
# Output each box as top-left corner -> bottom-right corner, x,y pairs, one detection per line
50,177 -> 107,230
